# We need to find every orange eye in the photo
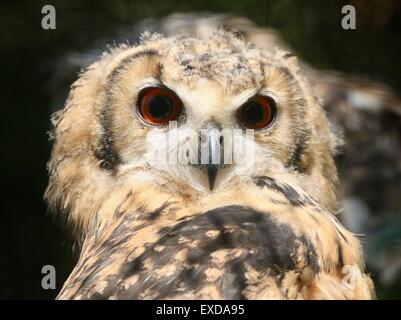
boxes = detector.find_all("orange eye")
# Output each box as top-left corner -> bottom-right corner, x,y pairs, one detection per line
137,87 -> 182,125
237,95 -> 276,129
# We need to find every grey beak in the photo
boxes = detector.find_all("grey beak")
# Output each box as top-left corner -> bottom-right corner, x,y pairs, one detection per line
201,127 -> 222,191
206,163 -> 219,190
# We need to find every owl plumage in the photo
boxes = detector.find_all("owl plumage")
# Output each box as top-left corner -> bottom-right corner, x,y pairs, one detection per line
46,27 -> 374,299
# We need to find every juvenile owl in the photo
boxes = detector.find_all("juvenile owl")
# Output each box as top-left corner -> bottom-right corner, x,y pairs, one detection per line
46,28 -> 375,299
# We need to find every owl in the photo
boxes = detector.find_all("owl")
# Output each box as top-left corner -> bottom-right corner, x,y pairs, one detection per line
46,27 -> 375,299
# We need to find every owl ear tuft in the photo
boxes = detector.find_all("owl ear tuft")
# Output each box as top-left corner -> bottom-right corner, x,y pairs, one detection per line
277,50 -> 301,72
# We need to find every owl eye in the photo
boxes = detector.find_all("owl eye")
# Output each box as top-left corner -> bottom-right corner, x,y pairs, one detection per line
237,95 -> 276,129
137,87 -> 182,125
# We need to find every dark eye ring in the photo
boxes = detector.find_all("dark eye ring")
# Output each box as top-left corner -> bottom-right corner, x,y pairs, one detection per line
237,95 -> 276,129
137,87 -> 182,126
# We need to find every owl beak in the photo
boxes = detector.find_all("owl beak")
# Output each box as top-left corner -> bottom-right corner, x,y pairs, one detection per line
206,163 -> 219,191
201,127 -> 222,191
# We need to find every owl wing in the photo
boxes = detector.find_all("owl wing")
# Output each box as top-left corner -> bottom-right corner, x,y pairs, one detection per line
57,177 -> 374,300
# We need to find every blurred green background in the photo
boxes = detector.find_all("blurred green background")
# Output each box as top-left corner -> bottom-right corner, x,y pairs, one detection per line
1,0 -> 400,299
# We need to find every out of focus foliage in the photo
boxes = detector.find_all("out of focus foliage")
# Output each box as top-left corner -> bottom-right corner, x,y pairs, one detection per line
0,0 -> 400,299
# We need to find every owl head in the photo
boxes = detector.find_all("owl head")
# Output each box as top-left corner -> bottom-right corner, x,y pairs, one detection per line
46,30 -> 339,237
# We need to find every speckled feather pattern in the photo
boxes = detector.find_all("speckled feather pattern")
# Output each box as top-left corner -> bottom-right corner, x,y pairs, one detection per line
46,27 -> 375,299
57,177 -> 373,299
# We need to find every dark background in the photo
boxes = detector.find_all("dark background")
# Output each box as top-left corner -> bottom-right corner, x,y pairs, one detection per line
1,0 -> 400,299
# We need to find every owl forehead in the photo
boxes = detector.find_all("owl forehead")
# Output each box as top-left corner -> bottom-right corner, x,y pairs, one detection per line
134,35 -> 279,95
104,33 -> 303,121
165,45 -> 257,92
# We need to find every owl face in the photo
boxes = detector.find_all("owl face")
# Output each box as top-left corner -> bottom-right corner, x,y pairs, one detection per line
46,30 -> 338,235
97,33 -> 326,192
